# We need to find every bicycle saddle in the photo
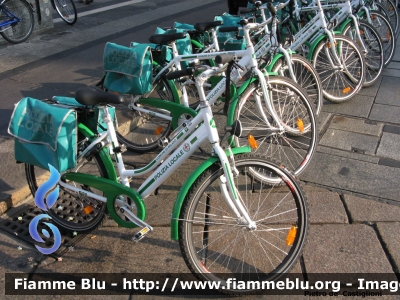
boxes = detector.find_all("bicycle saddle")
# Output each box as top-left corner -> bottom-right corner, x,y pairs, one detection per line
194,21 -> 223,32
148,32 -> 187,45
74,86 -> 124,106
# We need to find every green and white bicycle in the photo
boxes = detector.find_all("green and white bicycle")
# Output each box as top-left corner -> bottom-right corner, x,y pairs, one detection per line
112,18 -> 318,181
23,58 -> 309,294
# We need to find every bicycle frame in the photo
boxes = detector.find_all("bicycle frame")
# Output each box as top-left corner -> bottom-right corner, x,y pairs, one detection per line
59,69 -> 258,234
309,0 -> 370,54
134,24 -> 286,132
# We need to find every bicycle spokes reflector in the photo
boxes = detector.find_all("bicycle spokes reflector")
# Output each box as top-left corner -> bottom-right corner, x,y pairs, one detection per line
154,126 -> 163,135
83,206 -> 94,215
248,135 -> 258,149
359,30 -> 364,35
286,226 -> 297,246
343,87 -> 351,94
326,42 -> 337,48
297,119 -> 304,133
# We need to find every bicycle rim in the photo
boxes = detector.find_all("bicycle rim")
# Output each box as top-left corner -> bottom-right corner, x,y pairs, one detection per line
233,77 -> 317,181
54,0 -> 77,25
312,35 -> 365,103
377,0 -> 398,34
0,0 -> 33,43
342,21 -> 384,87
179,155 -> 308,294
363,11 -> 396,66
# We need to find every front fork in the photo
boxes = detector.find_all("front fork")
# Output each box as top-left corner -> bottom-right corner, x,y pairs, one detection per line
214,145 -> 257,230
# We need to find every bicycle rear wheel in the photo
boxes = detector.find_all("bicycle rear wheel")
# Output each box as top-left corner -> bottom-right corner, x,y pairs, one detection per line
312,34 -> 365,103
233,76 -> 317,181
53,0 -> 77,25
0,0 -> 33,43
115,78 -> 174,152
25,139 -> 109,232
179,154 -> 308,294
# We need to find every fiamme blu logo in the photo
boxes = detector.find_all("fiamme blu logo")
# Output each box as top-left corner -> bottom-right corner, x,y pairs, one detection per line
28,164 -> 62,255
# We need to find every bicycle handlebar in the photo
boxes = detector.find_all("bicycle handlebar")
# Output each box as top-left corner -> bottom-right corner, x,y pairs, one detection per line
219,26 -> 240,32
165,68 -> 194,80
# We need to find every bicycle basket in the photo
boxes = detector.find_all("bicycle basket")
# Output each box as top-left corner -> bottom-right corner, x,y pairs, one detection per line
8,97 -> 77,172
103,42 -> 153,95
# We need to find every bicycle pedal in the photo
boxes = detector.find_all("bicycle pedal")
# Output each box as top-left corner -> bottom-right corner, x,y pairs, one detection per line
132,226 -> 151,242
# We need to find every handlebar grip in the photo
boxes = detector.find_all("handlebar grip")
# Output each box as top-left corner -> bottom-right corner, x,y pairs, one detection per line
165,68 -> 194,80
267,2 -> 277,16
215,54 -> 235,64
219,26 -> 239,32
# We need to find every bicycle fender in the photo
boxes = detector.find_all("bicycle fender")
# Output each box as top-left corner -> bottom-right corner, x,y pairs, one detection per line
337,18 -> 353,34
226,76 -> 258,129
307,31 -> 342,61
137,98 -> 197,129
61,172 -> 146,228
170,146 -> 251,240
165,79 -> 181,104
265,51 -> 296,73
77,123 -> 117,182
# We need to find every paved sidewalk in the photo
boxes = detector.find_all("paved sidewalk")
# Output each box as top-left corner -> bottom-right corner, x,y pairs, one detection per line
0,0 -> 400,298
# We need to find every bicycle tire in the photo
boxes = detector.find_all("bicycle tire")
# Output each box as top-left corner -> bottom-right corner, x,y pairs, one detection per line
233,76 -> 317,181
342,20 -> 384,87
270,54 -> 324,116
361,10 -> 396,67
178,154 -> 308,294
25,140 -> 109,232
115,77 -> 174,152
0,0 -> 33,43
312,34 -> 365,103
53,0 -> 77,25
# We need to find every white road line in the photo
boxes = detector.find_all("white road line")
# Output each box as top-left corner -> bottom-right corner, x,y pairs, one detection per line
53,0 -> 146,23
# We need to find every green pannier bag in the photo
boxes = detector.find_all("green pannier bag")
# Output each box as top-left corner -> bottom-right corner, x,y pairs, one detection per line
103,42 -> 153,95
8,97 -> 77,172
52,96 -> 117,134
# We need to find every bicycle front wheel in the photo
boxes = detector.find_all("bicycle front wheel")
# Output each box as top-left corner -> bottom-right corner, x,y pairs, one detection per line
376,0 -> 398,35
25,140 -> 109,232
271,54 -> 323,116
361,10 -> 396,67
233,76 -> 317,180
312,34 -> 365,103
53,0 -> 77,25
0,0 -> 34,43
115,78 -> 174,152
179,154 -> 308,294
342,20 -> 384,87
